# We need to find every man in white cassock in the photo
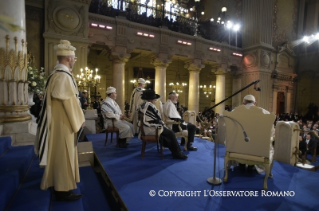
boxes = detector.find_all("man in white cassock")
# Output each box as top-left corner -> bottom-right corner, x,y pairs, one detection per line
129,78 -> 146,134
34,40 -> 85,201
237,94 -> 274,173
101,87 -> 134,148
163,92 -> 197,151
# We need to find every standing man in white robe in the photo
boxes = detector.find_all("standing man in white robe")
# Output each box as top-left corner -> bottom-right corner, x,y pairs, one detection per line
129,78 -> 146,134
101,87 -> 134,148
163,92 -> 197,151
34,40 -> 85,201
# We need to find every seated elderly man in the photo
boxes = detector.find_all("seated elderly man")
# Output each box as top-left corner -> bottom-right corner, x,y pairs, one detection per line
101,87 -> 134,148
238,94 -> 274,172
139,89 -> 188,159
163,92 -> 197,151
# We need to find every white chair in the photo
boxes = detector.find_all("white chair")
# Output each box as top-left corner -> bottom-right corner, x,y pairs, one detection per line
183,110 -> 196,125
156,101 -> 189,151
274,121 -> 300,165
218,105 -> 275,190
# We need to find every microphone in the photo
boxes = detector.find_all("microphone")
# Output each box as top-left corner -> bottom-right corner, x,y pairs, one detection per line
243,131 -> 250,142
254,83 -> 261,91
221,115 -> 250,143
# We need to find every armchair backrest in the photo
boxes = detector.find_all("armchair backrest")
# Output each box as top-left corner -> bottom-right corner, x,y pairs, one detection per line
183,111 -> 196,125
219,105 -> 275,158
274,121 -> 300,165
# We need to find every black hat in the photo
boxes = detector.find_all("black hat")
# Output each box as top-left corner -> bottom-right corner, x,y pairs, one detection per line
141,89 -> 160,100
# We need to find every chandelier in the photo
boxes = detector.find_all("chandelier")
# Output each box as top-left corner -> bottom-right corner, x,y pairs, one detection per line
76,67 -> 101,87
200,84 -> 215,97
130,67 -> 151,87
169,58 -> 187,93
75,67 -> 101,109
130,53 -> 151,87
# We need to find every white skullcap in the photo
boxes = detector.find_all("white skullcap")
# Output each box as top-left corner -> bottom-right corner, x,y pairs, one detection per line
243,94 -> 256,102
82,90 -> 87,93
54,40 -> 76,56
106,86 -> 116,94
138,78 -> 146,84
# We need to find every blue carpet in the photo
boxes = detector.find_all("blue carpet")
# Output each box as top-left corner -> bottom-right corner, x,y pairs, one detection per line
78,166 -> 112,211
0,145 -> 34,211
0,136 -> 11,156
7,157 -> 51,211
87,133 -> 319,211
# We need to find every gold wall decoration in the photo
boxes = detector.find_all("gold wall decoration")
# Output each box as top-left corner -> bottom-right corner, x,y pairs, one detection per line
0,35 -> 30,123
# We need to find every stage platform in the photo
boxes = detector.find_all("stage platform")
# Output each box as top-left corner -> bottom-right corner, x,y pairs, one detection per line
86,134 -> 319,211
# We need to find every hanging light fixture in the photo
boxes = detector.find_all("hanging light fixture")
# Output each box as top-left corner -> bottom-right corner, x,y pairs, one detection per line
169,57 -> 187,93
130,52 -> 151,87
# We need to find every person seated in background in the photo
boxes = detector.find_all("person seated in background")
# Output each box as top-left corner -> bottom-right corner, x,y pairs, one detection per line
299,134 -> 317,156
138,89 -> 188,159
101,87 -> 134,148
93,96 -> 101,113
163,92 -> 197,151
80,90 -> 88,110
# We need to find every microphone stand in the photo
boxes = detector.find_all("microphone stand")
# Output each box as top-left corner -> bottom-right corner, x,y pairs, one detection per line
205,80 -> 260,185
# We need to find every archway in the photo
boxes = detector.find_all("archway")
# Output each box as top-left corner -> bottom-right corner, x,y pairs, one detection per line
277,92 -> 285,115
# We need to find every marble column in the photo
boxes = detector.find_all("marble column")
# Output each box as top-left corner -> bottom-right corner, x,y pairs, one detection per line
272,89 -> 277,114
111,53 -> 130,112
0,0 -> 30,123
152,58 -> 171,102
186,62 -> 204,114
232,73 -> 242,108
215,69 -> 226,115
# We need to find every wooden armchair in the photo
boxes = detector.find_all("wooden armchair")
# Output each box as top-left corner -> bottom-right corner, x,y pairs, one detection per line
104,118 -> 119,147
156,101 -> 188,151
218,105 -> 275,190
138,112 -> 163,159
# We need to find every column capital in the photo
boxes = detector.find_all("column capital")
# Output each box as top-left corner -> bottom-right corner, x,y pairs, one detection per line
214,68 -> 227,75
185,62 -> 205,72
151,57 -> 171,68
110,52 -> 130,64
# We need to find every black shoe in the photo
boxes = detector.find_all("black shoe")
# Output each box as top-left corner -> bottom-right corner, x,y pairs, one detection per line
238,164 -> 246,172
180,138 -> 185,146
118,139 -> 127,148
247,165 -> 255,173
55,190 -> 82,201
173,152 -> 188,159
187,146 -> 197,151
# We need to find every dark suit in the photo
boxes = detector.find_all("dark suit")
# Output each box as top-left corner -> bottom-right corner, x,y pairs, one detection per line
299,138 -> 317,155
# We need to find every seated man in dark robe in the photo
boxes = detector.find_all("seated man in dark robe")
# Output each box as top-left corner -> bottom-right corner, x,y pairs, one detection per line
138,89 -> 188,159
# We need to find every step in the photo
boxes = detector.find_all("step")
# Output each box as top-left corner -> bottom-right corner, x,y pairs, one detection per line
7,157 -> 51,211
0,136 -> 12,156
78,166 -> 112,211
0,145 -> 34,211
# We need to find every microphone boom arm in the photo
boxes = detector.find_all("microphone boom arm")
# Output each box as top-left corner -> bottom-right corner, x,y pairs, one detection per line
203,80 -> 260,116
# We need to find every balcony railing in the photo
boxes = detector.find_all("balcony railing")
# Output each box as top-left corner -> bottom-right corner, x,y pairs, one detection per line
89,0 -> 242,47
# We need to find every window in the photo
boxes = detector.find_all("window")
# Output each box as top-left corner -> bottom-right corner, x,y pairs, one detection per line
165,1 -> 177,21
139,0 -> 156,17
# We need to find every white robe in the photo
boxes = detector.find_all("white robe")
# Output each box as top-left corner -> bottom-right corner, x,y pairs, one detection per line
101,97 -> 134,141
34,63 -> 85,191
163,99 -> 182,119
129,87 -> 144,133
